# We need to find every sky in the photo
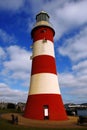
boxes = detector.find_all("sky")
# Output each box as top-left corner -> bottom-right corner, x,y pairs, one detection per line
0,0 -> 87,104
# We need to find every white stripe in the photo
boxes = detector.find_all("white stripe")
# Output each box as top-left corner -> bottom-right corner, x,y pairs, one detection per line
32,40 -> 55,58
29,73 -> 60,95
33,21 -> 53,29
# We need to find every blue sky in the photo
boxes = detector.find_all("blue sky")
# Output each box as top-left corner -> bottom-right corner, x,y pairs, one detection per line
0,0 -> 87,104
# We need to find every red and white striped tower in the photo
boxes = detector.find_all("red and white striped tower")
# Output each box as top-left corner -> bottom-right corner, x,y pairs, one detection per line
24,11 -> 67,120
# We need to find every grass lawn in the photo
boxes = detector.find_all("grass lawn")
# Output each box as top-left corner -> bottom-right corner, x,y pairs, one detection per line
0,108 -> 22,114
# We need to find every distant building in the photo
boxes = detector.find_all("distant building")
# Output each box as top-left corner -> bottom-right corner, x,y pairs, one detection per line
16,102 -> 25,112
65,103 -> 87,116
0,102 -> 8,109
0,102 -> 25,112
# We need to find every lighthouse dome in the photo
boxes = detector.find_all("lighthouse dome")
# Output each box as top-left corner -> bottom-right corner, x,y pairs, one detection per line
36,11 -> 49,22
31,11 -> 55,37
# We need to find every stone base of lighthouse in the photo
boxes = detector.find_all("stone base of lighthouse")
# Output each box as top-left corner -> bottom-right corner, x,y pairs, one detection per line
24,94 -> 67,120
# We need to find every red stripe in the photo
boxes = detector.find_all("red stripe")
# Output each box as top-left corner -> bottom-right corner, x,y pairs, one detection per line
24,94 -> 68,120
31,26 -> 54,42
31,55 -> 57,75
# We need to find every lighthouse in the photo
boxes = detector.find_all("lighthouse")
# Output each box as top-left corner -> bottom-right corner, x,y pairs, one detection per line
24,11 -> 67,120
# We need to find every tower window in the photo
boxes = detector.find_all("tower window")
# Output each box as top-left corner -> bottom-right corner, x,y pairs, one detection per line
36,13 -> 49,22
41,29 -> 47,33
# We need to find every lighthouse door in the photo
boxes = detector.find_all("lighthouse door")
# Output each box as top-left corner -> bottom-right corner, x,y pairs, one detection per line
43,105 -> 49,120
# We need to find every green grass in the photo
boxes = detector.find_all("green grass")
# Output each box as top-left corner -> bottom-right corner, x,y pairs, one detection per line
0,108 -> 23,114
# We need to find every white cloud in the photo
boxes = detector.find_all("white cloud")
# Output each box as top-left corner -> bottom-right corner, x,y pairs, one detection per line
58,27 -> 87,62
56,0 -> 87,26
58,71 -> 87,103
59,73 -> 76,87
54,1 -> 87,103
59,71 -> 87,88
11,71 -> 29,80
0,83 -> 8,89
4,45 -> 31,72
0,47 -> 6,60
1,45 -> 32,87
43,0 -> 87,40
0,0 -> 24,11
26,0 -> 45,13
0,83 -> 27,103
73,60 -> 87,73
0,29 -> 16,44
